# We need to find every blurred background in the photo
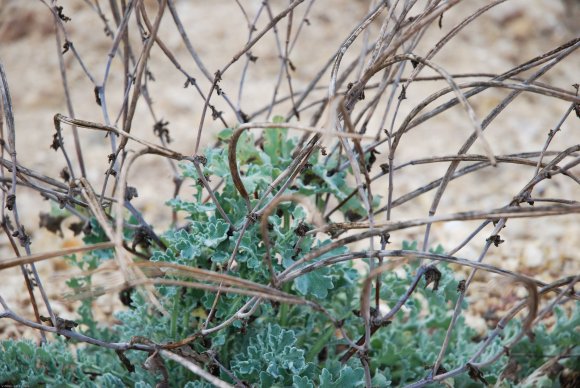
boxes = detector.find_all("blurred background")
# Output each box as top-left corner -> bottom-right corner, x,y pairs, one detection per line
0,0 -> 578,338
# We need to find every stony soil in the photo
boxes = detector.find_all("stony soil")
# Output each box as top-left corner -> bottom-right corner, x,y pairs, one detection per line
0,0 -> 578,339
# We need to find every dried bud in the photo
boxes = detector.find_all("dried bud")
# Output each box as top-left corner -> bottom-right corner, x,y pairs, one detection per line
424,265 -> 442,291
466,363 -> 488,385
295,222 -> 310,237
487,234 -> 504,247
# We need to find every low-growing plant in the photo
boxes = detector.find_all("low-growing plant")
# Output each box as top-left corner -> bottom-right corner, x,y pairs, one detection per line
2,127 -> 579,387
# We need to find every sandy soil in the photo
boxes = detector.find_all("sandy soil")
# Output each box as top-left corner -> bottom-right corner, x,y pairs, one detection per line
0,0 -> 578,338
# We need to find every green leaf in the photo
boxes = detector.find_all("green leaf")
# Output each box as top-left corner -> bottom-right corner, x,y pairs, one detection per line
319,366 -> 365,388
217,127 -> 233,140
96,373 -> 126,387
293,375 -> 315,388
263,121 -> 296,164
371,370 -> 392,387
402,240 -> 418,251
241,162 -> 273,194
203,218 -> 230,248
232,324 -> 307,386
259,371 -> 276,388
168,197 -> 216,216
16,341 -> 34,358
294,267 -> 334,299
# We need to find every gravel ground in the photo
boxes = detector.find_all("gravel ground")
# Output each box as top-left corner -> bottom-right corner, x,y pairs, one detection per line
0,0 -> 578,339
